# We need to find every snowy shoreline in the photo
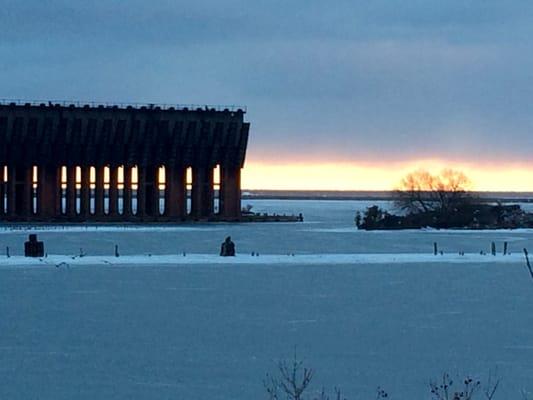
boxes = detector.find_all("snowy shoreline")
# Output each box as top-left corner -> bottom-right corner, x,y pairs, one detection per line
0,252 -> 525,267
2,224 -> 533,235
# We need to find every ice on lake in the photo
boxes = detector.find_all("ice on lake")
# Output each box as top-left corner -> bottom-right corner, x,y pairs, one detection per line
1,199 -> 533,399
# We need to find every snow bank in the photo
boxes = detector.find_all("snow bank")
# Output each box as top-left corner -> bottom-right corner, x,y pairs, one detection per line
0,252 -> 525,268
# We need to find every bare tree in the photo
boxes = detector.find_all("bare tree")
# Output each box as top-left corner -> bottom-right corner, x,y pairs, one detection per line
394,169 -> 473,215
264,352 -> 314,400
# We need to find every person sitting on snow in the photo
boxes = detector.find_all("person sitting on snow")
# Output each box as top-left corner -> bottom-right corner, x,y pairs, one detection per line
220,236 -> 236,257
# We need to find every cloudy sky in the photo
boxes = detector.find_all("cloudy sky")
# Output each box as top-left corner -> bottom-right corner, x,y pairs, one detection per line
2,0 -> 533,190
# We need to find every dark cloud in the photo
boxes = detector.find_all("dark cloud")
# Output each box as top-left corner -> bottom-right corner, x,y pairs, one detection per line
2,1 -> 533,164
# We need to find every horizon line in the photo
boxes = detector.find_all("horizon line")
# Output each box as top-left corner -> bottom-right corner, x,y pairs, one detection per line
241,189 -> 533,193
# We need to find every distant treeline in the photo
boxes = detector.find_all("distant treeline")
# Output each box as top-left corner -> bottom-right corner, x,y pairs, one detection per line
242,190 -> 533,202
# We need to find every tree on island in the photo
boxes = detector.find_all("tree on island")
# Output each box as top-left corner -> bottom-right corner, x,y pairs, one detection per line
394,168 -> 474,215
357,168 -> 533,230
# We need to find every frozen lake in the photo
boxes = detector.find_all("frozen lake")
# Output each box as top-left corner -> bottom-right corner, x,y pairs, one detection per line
2,199 -> 533,399
2,199 -> 533,256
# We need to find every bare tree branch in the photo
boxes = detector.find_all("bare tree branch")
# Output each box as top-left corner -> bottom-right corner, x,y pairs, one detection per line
483,369 -> 500,400
394,169 -> 473,215
265,351 -> 314,400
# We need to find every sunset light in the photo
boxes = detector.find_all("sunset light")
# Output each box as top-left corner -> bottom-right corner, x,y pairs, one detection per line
242,160 -> 533,192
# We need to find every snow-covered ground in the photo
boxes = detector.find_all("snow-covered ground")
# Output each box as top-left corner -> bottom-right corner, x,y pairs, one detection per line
0,252 -> 527,268
2,199 -> 533,399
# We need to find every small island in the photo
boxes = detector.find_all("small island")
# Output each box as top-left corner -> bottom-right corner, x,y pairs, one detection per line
356,169 -> 533,230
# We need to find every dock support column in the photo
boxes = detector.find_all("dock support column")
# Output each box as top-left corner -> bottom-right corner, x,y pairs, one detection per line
80,166 -> 90,219
55,166 -> 62,217
109,166 -> 118,218
191,166 -> 213,219
95,165 -> 105,219
66,166 -> 77,219
204,167 -> 214,217
22,166 -> 34,218
7,166 -> 16,218
177,167 -> 187,218
38,165 -> 57,220
220,165 -> 241,219
165,166 -> 186,220
142,165 -> 158,218
152,166 -> 160,218
137,166 -> 146,219
123,166 -> 132,218
191,166 -> 203,218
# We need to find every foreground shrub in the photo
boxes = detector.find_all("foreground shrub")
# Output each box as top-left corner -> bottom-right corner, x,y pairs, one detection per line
264,355 -> 515,399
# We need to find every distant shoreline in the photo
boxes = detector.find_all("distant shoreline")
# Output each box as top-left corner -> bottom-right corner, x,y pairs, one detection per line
242,190 -> 533,202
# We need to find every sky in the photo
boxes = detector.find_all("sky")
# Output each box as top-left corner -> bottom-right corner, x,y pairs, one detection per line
2,0 -> 533,191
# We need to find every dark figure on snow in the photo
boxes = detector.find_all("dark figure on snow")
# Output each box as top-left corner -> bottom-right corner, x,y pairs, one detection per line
220,236 -> 236,257
24,234 -> 44,257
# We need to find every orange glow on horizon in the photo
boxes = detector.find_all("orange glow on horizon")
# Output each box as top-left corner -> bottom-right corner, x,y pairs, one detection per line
242,160 -> 533,192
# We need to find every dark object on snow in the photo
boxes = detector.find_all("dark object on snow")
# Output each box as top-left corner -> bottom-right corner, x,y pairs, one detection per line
220,236 -> 236,257
24,234 -> 44,257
